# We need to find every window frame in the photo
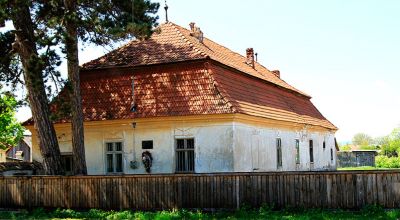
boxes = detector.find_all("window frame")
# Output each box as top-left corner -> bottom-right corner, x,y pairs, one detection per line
309,139 -> 314,163
142,140 -> 154,149
276,138 -> 282,168
175,138 -> 195,173
295,139 -> 300,165
61,153 -> 74,175
105,141 -> 124,174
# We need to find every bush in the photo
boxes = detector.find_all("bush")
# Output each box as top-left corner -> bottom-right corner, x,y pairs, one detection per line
339,144 -> 351,151
376,156 -> 400,168
359,145 -> 378,150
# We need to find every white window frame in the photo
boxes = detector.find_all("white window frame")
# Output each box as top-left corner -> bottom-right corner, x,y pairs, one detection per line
295,139 -> 300,164
105,141 -> 124,174
276,138 -> 282,168
175,138 -> 195,173
309,139 -> 314,163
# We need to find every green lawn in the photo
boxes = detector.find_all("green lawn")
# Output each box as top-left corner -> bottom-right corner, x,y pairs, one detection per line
0,205 -> 399,219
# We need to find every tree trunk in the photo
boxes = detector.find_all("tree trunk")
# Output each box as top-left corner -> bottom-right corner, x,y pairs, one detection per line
11,2 -> 64,175
64,0 -> 87,175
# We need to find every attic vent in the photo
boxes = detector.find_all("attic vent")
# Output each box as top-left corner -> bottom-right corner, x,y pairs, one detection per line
271,70 -> 280,78
189,22 -> 204,43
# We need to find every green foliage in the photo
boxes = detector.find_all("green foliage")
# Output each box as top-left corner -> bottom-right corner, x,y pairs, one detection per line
338,166 -> 381,170
0,92 -> 24,150
352,133 -> 373,146
0,0 -> 159,99
376,155 -> 400,168
35,0 -> 160,47
361,204 -> 384,216
339,144 -> 351,151
1,206 -> 400,219
359,145 -> 379,150
380,128 -> 400,157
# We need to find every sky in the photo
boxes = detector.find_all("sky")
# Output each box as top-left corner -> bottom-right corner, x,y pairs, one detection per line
11,0 -> 400,142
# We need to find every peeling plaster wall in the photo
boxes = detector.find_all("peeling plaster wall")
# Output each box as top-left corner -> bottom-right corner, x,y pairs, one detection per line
233,122 -> 336,172
30,119 -> 235,175
29,117 -> 336,174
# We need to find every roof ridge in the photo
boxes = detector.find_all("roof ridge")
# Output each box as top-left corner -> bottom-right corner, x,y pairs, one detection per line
167,22 -> 208,58
168,23 -> 310,98
168,22 -> 280,81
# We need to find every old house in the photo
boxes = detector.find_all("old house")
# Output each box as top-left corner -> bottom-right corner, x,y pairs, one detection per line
24,22 -> 337,174
6,135 -> 32,162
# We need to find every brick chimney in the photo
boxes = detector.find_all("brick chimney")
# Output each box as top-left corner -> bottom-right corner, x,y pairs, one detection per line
189,22 -> 204,43
246,48 -> 255,68
271,70 -> 280,78
189,22 -> 195,32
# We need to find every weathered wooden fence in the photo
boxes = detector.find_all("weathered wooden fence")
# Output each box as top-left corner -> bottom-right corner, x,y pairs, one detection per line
1,171 -> 400,210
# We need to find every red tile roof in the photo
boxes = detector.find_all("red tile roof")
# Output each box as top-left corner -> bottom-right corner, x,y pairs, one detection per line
83,22 -> 309,97
210,65 -> 336,129
79,64 -> 233,121
24,22 -> 336,130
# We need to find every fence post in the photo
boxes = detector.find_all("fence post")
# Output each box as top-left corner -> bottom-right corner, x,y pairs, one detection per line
236,175 -> 240,209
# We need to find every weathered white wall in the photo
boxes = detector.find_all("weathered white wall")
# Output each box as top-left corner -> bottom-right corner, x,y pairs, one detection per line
30,119 -> 235,174
233,122 -> 336,172
29,116 -> 336,175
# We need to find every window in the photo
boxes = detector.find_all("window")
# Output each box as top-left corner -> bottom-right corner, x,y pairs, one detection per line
106,142 -> 123,173
295,139 -> 300,164
176,138 -> 195,172
142,140 -> 153,149
277,138 -> 282,168
323,141 -> 326,150
309,140 -> 314,163
331,148 -> 334,161
61,154 -> 73,175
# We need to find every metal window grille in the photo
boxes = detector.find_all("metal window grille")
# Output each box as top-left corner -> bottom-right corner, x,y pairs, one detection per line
295,139 -> 300,164
277,138 -> 282,168
175,138 -> 195,173
309,140 -> 314,163
106,142 -> 123,173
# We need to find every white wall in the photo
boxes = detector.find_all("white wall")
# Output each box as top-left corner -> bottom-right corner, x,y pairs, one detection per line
233,122 -> 336,172
30,117 -> 336,175
31,120 -> 235,175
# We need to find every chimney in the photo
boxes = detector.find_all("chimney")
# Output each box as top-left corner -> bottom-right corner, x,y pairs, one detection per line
189,22 -> 195,32
189,22 -> 204,43
246,48 -> 255,68
271,70 -> 280,78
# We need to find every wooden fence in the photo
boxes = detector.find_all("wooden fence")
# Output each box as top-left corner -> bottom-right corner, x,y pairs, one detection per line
1,171 -> 400,210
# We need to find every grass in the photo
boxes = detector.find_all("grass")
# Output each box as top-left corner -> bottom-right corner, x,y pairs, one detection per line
337,166 -> 400,170
0,205 -> 399,219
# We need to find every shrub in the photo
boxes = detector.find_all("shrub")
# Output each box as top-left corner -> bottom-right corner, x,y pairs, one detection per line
376,156 -> 400,168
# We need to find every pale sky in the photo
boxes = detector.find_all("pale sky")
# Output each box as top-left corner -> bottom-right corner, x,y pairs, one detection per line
12,0 -> 400,142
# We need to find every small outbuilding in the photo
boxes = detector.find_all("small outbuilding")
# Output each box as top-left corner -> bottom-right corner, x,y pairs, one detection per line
337,150 -> 378,167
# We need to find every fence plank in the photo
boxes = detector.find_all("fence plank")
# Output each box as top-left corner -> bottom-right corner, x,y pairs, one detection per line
1,171 -> 400,210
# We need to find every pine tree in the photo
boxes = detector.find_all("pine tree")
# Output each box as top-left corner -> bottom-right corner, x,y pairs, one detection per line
1,0 -> 159,175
